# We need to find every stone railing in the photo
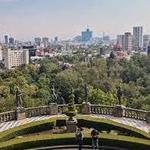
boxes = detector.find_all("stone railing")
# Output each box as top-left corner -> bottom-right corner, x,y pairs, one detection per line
91,105 -> 114,115
90,104 -> 148,122
124,108 -> 147,121
58,104 -> 68,114
0,103 -> 149,123
0,111 -> 16,123
57,104 -> 82,114
25,106 -> 50,118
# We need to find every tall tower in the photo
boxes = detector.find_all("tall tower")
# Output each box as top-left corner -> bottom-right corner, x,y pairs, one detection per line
4,35 -> 8,45
81,28 -> 92,42
133,26 -> 143,51
124,32 -> 132,51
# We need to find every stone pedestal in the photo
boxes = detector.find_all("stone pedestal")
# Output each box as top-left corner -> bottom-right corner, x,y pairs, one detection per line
113,105 -> 126,117
48,103 -> 58,115
146,111 -> 150,123
66,118 -> 77,133
16,107 -> 26,120
82,102 -> 91,114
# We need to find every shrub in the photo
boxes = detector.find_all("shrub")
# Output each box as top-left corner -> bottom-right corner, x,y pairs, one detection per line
0,118 -> 56,142
0,133 -> 150,150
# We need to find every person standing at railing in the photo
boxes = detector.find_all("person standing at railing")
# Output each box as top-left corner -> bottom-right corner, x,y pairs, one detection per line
91,129 -> 99,150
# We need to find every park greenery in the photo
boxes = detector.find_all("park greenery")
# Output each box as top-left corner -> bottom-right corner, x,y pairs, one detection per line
0,52 -> 150,112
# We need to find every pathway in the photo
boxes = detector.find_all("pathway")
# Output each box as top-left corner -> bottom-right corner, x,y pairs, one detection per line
0,115 -> 149,133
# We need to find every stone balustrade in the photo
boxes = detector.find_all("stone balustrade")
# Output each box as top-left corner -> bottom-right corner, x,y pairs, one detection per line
0,104 -> 149,123
124,108 -> 147,121
0,111 -> 16,123
58,104 -> 68,114
91,105 -> 114,115
25,106 -> 50,118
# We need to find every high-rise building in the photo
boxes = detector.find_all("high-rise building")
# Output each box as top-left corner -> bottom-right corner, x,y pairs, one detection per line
117,35 -> 125,49
4,35 -> 9,45
143,35 -> 150,51
147,41 -> 150,55
117,33 -> 132,51
3,49 -> 29,69
23,46 -> 36,58
81,28 -> 92,42
124,32 -> 132,51
9,37 -> 15,45
34,37 -> 41,46
133,26 -> 143,51
0,44 -> 2,61
42,37 -> 49,47
54,37 -> 58,42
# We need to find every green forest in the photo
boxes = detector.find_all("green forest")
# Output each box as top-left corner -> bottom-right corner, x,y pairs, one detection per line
0,53 -> 150,112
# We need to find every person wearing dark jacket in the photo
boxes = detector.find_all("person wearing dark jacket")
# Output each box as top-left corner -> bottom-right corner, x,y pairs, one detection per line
91,129 -> 99,150
75,127 -> 83,150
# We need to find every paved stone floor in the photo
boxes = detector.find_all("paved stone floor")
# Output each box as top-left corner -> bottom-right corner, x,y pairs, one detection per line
0,115 -> 149,133
91,115 -> 150,133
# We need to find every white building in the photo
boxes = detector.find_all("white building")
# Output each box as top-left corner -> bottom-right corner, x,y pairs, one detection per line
133,26 -> 143,51
4,49 -> 29,69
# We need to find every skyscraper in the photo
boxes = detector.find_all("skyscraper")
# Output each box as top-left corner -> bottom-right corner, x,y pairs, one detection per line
124,32 -> 132,51
147,40 -> 150,55
117,33 -> 132,51
34,37 -> 41,46
4,35 -> 8,45
143,35 -> 150,51
133,26 -> 143,51
0,44 -> 2,61
117,35 -> 125,49
42,37 -> 49,47
81,28 -> 92,42
9,37 -> 15,45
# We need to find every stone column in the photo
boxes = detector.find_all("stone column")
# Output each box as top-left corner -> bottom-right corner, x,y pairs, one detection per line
82,102 -> 91,114
16,107 -> 26,120
48,103 -> 58,115
146,111 -> 150,123
113,105 -> 126,117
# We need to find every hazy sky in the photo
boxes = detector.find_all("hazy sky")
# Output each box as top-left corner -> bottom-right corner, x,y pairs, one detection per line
0,0 -> 149,40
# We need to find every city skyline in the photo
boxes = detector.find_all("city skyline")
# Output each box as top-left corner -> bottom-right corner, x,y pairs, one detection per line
0,0 -> 150,40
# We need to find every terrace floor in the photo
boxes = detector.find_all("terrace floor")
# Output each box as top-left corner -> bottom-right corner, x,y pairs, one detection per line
0,115 -> 149,133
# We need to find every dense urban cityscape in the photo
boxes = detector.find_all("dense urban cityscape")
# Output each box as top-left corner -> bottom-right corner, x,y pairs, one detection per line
0,26 -> 150,70
0,0 -> 149,150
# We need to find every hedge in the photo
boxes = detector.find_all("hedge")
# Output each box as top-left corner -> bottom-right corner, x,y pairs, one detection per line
0,133 -> 149,150
0,117 -> 58,142
0,115 -> 149,143
77,115 -> 150,139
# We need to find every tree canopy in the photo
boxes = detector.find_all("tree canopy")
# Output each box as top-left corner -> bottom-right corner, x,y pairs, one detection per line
0,53 -> 149,112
